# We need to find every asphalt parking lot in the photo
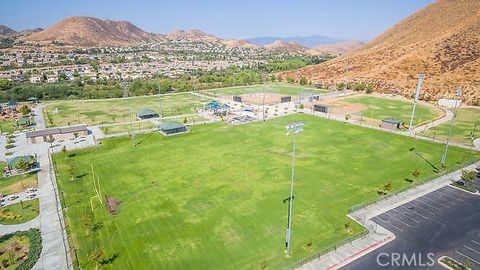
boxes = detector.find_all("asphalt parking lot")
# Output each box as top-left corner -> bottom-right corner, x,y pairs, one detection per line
342,185 -> 480,270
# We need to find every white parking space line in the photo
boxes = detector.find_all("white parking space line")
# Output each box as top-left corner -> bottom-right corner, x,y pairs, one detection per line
421,195 -> 454,209
436,189 -> 469,204
442,187 -> 470,199
399,205 -> 429,219
410,199 -> 442,212
405,201 -> 437,216
391,208 -> 421,223
464,245 -> 480,256
381,220 -> 404,233
456,250 -> 480,265
383,212 -> 413,228
472,240 -> 480,246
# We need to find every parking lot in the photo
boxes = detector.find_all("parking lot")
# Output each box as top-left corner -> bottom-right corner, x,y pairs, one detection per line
342,185 -> 480,270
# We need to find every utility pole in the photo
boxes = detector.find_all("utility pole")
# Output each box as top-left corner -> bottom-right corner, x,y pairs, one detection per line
409,74 -> 425,132
441,88 -> 462,166
285,122 -> 304,257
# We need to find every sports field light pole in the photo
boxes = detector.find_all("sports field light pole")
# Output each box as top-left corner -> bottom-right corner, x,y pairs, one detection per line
157,83 -> 164,117
262,93 -> 266,122
409,74 -> 425,132
285,122 -> 304,257
441,88 -> 462,166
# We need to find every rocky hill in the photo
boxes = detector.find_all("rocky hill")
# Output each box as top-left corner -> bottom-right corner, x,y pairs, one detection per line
22,16 -> 163,46
166,29 -> 220,43
279,0 -> 480,105
264,40 -> 309,54
0,25 -> 16,37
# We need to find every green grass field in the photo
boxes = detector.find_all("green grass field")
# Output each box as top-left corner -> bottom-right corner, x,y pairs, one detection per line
100,122 -> 158,135
420,107 -> 480,145
44,93 -> 209,127
341,96 -> 443,126
0,199 -> 39,225
204,83 -> 328,96
54,114 -> 478,269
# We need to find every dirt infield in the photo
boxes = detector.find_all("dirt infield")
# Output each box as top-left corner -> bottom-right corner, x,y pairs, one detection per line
223,93 -> 291,105
305,99 -> 367,115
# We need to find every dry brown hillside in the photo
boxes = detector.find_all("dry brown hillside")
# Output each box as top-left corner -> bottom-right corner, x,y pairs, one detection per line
279,0 -> 480,105
166,29 -> 221,43
264,40 -> 308,54
315,40 -> 364,55
22,16 -> 163,46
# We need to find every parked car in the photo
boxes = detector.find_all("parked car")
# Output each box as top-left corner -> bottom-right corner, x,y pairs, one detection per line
454,180 -> 465,186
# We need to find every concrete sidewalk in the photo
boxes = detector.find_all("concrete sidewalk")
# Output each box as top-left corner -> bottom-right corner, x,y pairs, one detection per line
297,161 -> 480,270
32,145 -> 71,270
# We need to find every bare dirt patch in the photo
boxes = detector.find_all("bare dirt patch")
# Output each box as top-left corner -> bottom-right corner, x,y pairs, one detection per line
105,196 -> 121,215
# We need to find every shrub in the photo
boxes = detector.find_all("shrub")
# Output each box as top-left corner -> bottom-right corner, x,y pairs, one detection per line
5,144 -> 15,149
366,84 -> 374,94
354,83 -> 366,91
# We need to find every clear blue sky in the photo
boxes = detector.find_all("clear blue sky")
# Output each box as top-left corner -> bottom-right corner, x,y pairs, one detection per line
2,0 -> 433,41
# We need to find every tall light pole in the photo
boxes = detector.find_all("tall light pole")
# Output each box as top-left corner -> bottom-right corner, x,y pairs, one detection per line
441,88 -> 462,166
157,83 -> 164,117
409,74 -> 425,132
262,93 -> 266,122
285,122 -> 304,257
121,80 -> 134,148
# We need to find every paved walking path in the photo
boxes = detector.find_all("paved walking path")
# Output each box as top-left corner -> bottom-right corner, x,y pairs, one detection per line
412,107 -> 452,133
33,105 -> 46,130
32,145 -> 71,270
297,161 -> 480,270
0,216 -> 40,235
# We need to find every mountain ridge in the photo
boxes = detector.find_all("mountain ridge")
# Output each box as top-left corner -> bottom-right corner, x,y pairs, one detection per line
278,0 -> 480,104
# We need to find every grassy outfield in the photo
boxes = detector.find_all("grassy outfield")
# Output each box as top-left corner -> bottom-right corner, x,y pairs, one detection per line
0,199 -> 39,225
204,83 -> 328,96
100,122 -> 158,135
43,93 -> 209,127
54,114 -> 478,270
342,96 -> 443,126
420,107 -> 480,145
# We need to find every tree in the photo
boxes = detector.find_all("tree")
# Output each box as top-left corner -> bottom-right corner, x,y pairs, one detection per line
384,181 -> 393,192
286,77 -> 295,83
183,117 -> 188,124
299,76 -> 308,85
19,105 -> 32,115
67,163 -> 76,180
461,170 -> 476,183
411,169 -> 421,179
47,137 -> 55,148
15,159 -> 32,172
88,247 -> 105,269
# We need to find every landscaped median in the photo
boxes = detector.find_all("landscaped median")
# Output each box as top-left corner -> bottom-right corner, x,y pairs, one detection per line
0,199 -> 39,225
0,228 -> 42,270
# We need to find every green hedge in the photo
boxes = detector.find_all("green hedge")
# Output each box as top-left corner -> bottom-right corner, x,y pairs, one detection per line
0,228 -> 42,270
